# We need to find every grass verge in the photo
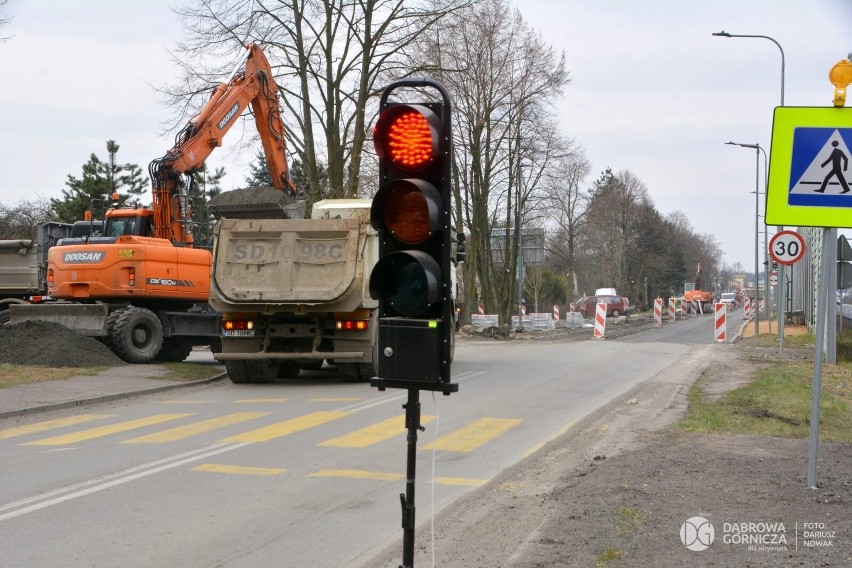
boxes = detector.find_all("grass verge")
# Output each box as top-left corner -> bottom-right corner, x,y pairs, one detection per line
678,331 -> 852,441
0,361 -> 223,389
0,364 -> 108,388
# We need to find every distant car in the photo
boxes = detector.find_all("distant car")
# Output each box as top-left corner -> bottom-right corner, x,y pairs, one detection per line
719,292 -> 737,307
579,295 -> 629,317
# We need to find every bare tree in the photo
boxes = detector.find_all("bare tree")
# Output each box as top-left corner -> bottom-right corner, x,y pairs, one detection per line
544,146 -> 590,298
0,0 -> 11,43
580,169 -> 648,293
165,0 -> 465,205
415,0 -> 569,327
0,199 -> 54,240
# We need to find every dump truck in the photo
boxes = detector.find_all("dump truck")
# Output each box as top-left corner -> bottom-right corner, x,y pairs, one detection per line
209,198 -> 379,383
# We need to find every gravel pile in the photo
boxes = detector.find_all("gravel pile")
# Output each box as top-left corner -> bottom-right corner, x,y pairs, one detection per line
209,186 -> 306,219
0,321 -> 125,367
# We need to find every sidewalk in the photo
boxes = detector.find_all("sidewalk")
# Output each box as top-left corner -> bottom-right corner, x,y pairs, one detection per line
0,364 -> 227,420
739,318 -> 810,339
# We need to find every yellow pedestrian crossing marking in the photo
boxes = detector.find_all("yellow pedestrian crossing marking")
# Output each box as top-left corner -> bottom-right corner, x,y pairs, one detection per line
0,415 -> 114,441
309,397 -> 362,402
423,417 -> 522,452
309,469 -> 404,481
235,398 -> 290,403
222,411 -> 351,443
318,415 -> 437,448
193,463 -> 286,476
22,414 -> 195,446
122,413 -> 272,444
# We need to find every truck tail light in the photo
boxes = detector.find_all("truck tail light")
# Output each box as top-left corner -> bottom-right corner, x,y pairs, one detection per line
223,319 -> 255,331
336,319 -> 369,331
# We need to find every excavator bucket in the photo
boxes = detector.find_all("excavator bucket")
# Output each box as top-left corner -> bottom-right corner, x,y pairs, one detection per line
10,303 -> 109,336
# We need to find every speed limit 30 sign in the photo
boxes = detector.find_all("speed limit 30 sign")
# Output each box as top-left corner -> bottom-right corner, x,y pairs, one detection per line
769,230 -> 806,265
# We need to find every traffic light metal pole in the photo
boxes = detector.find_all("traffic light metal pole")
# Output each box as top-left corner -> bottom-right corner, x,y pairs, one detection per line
400,388 -> 422,568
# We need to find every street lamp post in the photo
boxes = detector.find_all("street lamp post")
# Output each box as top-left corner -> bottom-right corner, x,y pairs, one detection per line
726,141 -> 763,337
713,30 -> 787,349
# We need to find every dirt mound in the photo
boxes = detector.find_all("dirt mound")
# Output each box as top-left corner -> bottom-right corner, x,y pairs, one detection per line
209,186 -> 306,219
0,321 -> 126,367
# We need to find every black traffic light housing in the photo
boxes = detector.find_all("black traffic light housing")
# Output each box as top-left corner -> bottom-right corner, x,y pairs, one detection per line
369,79 -> 456,394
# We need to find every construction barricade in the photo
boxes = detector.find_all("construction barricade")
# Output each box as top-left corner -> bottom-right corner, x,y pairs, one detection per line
714,302 -> 726,342
593,303 -> 607,338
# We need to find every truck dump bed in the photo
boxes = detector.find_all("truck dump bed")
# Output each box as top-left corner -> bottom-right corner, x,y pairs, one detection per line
0,240 -> 39,294
210,200 -> 377,314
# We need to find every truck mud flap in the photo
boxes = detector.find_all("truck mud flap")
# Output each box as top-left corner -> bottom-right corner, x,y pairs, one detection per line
10,303 -> 108,336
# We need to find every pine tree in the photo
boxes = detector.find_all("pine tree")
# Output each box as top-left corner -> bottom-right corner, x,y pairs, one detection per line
243,149 -> 323,199
51,140 -> 148,223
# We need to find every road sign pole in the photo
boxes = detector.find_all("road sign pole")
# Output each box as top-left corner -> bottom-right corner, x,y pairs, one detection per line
778,264 -> 785,353
808,227 -> 832,488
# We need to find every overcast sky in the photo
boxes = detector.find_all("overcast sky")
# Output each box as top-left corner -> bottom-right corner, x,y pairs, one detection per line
1,0 -> 851,270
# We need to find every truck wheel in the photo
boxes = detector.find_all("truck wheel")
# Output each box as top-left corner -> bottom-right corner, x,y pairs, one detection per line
340,364 -> 362,382
0,309 -> 10,326
245,359 -> 278,383
107,307 -> 163,363
225,361 -> 250,384
611,309 -> 621,317
276,361 -> 301,378
156,339 -> 193,362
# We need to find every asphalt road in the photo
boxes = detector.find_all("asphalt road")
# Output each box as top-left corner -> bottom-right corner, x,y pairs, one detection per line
0,317 -> 719,567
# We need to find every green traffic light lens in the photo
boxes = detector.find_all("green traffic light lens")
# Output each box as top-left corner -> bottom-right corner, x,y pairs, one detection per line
370,250 -> 442,317
386,255 -> 430,316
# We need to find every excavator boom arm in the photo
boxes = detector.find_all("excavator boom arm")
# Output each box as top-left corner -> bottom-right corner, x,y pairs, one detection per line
150,44 -> 296,245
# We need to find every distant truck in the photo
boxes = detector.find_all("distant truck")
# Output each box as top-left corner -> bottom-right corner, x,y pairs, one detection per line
0,222 -> 100,325
209,199 -> 380,383
0,224 -> 64,325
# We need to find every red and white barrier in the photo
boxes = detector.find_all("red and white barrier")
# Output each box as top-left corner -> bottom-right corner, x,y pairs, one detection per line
553,304 -> 560,321
478,303 -> 485,315
743,297 -> 751,319
668,297 -> 677,320
594,303 -> 607,338
653,298 -> 663,326
714,302 -> 726,342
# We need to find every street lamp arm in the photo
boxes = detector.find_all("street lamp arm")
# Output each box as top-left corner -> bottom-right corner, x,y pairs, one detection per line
712,31 -> 785,105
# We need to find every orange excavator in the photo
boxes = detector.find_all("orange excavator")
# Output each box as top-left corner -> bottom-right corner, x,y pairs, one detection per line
12,44 -> 300,363
683,262 -> 714,313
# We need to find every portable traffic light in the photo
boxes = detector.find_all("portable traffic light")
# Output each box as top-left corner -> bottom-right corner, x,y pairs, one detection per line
369,79 -> 456,393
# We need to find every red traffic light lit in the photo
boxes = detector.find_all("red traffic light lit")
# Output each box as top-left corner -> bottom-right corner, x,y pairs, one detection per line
374,105 -> 440,171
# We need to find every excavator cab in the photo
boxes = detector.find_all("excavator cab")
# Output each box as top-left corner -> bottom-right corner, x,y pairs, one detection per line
103,209 -> 154,238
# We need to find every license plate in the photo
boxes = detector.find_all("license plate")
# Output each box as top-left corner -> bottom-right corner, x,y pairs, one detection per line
222,330 -> 255,337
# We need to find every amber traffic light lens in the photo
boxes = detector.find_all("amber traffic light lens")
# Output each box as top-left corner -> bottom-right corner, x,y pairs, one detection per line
383,110 -> 433,170
384,183 -> 431,244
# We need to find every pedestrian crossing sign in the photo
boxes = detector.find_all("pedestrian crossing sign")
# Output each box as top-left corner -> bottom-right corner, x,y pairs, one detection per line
767,106 -> 852,227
